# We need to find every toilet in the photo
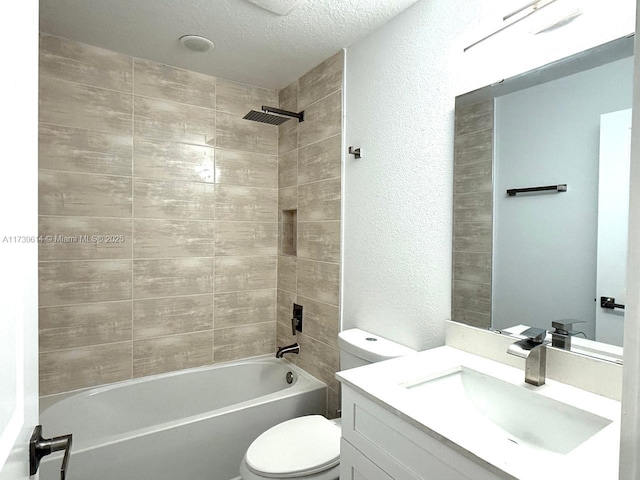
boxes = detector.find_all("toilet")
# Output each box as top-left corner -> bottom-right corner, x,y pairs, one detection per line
239,328 -> 416,480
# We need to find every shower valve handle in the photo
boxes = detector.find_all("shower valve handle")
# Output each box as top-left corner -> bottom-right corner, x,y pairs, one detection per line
29,425 -> 73,480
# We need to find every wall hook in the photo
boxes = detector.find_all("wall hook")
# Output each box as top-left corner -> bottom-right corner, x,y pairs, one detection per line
348,146 -> 362,159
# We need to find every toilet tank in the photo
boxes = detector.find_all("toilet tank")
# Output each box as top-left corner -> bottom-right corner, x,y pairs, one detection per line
338,328 -> 416,370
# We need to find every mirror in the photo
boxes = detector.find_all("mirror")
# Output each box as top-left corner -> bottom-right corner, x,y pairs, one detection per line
452,35 -> 634,362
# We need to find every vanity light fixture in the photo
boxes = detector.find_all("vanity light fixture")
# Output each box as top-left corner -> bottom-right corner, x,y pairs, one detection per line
179,35 -> 215,52
464,0 -> 581,52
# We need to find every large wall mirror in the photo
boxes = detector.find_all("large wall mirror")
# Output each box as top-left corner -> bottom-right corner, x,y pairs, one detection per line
452,35 -> 634,362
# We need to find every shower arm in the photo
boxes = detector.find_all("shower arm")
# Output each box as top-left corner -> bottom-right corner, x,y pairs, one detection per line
262,106 -> 304,122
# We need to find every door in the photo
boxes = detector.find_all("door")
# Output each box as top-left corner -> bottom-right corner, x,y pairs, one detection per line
0,2 -> 40,479
595,108 -> 632,346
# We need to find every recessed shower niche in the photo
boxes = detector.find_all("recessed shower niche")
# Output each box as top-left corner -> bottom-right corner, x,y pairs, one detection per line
280,209 -> 297,256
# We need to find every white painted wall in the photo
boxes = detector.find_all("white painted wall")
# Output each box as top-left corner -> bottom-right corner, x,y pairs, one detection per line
492,58 -> 633,338
342,0 -> 635,350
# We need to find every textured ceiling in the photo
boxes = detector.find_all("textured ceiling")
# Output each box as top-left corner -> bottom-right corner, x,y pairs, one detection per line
39,0 -> 420,90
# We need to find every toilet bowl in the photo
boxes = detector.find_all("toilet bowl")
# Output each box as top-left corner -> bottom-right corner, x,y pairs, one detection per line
239,416 -> 341,480
239,329 -> 416,480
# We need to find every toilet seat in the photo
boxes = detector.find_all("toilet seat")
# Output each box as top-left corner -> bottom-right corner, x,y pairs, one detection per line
245,416 -> 341,478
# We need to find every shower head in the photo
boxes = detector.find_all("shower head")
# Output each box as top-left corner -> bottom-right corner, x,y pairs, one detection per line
243,106 -> 304,125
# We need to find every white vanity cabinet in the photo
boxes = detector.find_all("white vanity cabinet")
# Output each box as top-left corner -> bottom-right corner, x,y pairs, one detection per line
340,386 -> 506,480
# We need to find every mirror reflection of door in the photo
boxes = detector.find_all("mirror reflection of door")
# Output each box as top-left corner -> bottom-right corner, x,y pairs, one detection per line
596,108 -> 631,346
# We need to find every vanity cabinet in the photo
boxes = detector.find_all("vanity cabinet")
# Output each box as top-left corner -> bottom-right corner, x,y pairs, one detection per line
340,386 -> 505,480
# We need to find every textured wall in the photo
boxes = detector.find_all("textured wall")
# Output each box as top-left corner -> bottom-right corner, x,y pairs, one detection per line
275,51 -> 343,418
38,33 -> 279,396
343,0 -> 636,351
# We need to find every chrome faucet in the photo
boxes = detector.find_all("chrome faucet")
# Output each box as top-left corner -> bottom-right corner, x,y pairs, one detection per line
551,320 -> 586,351
276,343 -> 300,358
507,327 -> 547,386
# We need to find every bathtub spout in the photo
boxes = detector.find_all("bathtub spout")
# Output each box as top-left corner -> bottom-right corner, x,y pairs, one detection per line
276,343 -> 300,358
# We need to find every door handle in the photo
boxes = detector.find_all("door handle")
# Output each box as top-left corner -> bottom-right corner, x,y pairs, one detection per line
29,425 -> 73,480
600,296 -> 625,310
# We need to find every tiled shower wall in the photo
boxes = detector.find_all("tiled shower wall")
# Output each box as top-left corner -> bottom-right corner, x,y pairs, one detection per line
275,52 -> 343,417
38,33 -> 281,395
451,99 -> 494,329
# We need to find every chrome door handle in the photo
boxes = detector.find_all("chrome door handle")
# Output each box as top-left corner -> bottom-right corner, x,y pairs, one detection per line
30,425 -> 73,480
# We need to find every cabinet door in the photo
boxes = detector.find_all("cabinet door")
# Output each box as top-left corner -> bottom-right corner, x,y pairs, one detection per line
341,439 -> 395,480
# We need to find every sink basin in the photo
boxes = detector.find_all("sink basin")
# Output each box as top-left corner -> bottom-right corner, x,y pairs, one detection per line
404,366 -> 612,455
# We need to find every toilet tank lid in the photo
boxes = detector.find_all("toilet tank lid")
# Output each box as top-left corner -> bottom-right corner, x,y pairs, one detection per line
338,328 -> 416,363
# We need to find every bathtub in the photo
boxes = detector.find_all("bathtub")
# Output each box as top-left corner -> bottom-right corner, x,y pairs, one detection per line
39,357 -> 327,480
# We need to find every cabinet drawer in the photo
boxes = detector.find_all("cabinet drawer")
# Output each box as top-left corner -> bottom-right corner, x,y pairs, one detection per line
341,386 -> 503,480
341,438 -> 394,480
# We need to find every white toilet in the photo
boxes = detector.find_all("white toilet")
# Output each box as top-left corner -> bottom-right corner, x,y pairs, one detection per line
239,328 -> 416,480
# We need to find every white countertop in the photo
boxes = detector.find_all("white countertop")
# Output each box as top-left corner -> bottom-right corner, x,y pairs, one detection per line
337,346 -> 621,480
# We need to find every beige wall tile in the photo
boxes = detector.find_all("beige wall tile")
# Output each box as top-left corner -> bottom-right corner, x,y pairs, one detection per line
134,96 -> 215,145
39,342 -> 132,395
278,150 -> 297,188
452,222 -> 492,253
278,117 -> 298,155
39,170 -> 132,218
214,185 -> 277,222
134,137 -> 214,183
134,178 -> 214,220
216,111 -> 278,155
134,58 -> 215,108
277,256 -> 297,293
279,81 -> 298,112
296,333 -> 339,391
451,309 -> 491,329
39,124 -> 132,176
453,191 -> 492,223
214,256 -> 277,292
133,331 -> 213,377
216,79 -> 277,116
296,296 -> 339,349
297,90 -> 341,149
133,258 -> 214,299
297,135 -> 341,185
39,301 -> 132,352
38,216 -> 132,261
455,100 -> 494,137
40,77 -> 132,135
452,280 -> 491,315
298,178 -> 340,221
297,260 -> 340,306
215,148 -> 278,188
39,260 -> 132,307
214,289 -> 276,328
213,322 -> 275,363
297,221 -> 340,263
40,33 -> 132,92
277,289 -> 297,325
133,219 -> 215,258
215,223 -> 277,256
278,186 -> 298,212
298,50 -> 343,110
453,251 -> 492,284
454,160 -> 492,195
133,294 -> 213,340
454,128 -> 493,166
276,319 -> 297,352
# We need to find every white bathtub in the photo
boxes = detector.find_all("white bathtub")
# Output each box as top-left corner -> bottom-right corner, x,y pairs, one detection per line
39,357 -> 327,480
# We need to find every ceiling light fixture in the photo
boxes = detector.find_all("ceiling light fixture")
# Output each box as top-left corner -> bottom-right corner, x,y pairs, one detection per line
179,35 -> 215,52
